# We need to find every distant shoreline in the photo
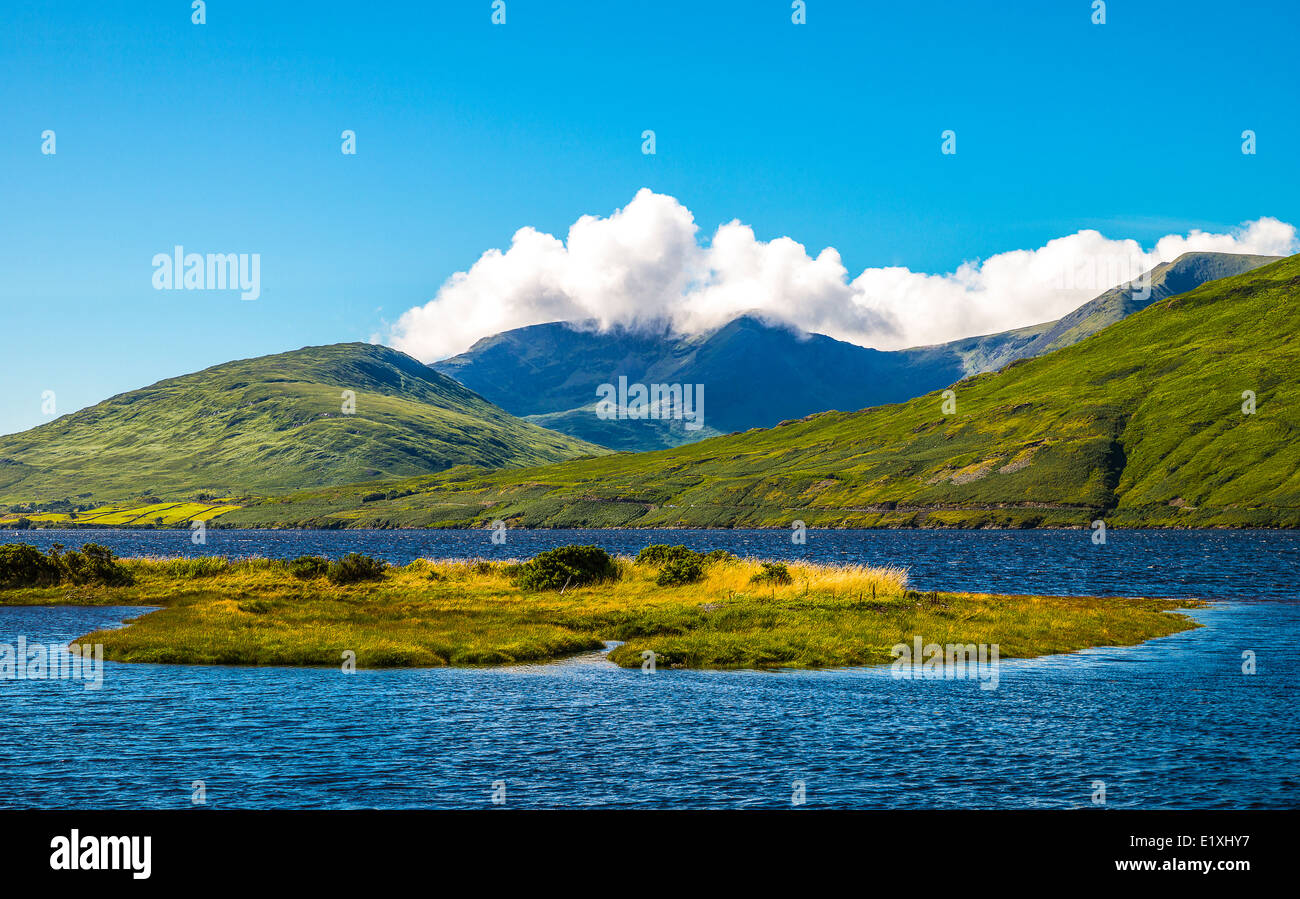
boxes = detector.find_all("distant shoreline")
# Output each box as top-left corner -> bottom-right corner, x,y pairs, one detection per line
3,521 -> 1296,532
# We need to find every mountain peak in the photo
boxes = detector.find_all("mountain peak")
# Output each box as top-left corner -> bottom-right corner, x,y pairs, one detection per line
350,252 -> 1300,529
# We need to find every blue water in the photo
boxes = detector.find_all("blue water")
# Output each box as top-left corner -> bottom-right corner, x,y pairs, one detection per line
1,529 -> 1297,809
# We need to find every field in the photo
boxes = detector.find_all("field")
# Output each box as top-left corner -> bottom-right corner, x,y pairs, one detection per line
0,501 -> 242,527
0,552 -> 1202,670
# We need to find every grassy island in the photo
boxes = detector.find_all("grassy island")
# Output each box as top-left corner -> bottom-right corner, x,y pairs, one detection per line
0,542 -> 1203,670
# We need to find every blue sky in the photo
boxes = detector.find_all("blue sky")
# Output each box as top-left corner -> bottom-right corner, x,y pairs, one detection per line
1,0 -> 1297,436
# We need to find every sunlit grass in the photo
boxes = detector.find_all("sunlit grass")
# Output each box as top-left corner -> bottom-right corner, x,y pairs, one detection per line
1,555 -> 1201,670
0,501 -> 242,526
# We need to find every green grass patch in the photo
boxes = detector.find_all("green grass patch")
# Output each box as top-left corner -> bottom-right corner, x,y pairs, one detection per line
0,551 -> 1203,670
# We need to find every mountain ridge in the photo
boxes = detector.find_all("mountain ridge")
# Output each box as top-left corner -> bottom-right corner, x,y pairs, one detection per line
219,253 -> 1300,529
432,252 -> 1282,450
954,250 -> 1286,370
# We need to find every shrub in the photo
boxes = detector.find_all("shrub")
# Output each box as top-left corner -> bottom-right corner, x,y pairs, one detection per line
0,543 -> 62,588
59,543 -> 133,586
0,542 -> 133,588
327,553 -> 387,585
636,544 -> 702,566
515,545 -> 618,592
289,555 -> 330,579
655,556 -> 704,586
750,561 -> 793,586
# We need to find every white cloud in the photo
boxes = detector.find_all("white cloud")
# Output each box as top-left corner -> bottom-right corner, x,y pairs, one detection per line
384,189 -> 1298,358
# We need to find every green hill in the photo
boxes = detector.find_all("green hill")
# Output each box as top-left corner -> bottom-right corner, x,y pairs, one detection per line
0,343 -> 602,504
956,250 -> 1284,371
220,254 -> 1300,529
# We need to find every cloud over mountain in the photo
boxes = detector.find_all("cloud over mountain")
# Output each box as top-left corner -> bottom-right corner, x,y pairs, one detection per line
385,190 -> 1298,359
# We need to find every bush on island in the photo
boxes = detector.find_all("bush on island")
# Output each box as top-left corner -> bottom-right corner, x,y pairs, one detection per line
637,545 -> 734,570
635,544 -> 702,566
326,553 -> 387,585
0,542 -> 133,588
515,545 -> 619,592
58,543 -> 134,586
655,556 -> 704,586
289,555 -> 330,580
0,543 -> 62,588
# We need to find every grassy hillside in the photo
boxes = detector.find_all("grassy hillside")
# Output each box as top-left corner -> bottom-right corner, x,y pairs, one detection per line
995,251 -> 1283,366
0,343 -> 601,505
899,252 -> 1281,378
218,254 -> 1300,529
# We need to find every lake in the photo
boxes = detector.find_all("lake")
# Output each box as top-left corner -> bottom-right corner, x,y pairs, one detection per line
1,529 -> 1297,809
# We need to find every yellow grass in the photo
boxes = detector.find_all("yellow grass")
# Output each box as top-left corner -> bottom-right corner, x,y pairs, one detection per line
0,501 -> 242,526
0,554 -> 1202,670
